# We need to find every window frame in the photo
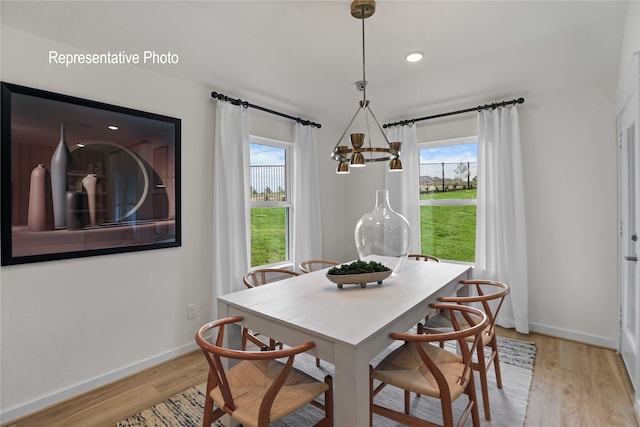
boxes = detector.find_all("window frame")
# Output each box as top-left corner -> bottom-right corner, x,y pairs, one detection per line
249,135 -> 293,268
418,135 -> 478,265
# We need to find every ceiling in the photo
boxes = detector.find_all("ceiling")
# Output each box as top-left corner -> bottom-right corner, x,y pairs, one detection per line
1,1 -> 629,127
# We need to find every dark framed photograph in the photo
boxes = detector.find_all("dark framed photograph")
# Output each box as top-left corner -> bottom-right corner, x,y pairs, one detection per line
1,82 -> 181,265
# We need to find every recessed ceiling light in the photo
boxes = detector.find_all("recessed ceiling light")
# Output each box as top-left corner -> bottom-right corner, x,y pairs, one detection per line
76,143 -> 86,148
108,125 -> 119,130
405,51 -> 424,63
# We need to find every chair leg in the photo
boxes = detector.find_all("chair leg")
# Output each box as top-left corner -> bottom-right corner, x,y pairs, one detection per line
202,389 -> 214,427
490,335 -> 503,389
475,341 -> 491,420
316,357 -> 321,367
323,375 -> 334,427
440,394 -> 455,427
404,390 -> 411,414
466,372 -> 481,427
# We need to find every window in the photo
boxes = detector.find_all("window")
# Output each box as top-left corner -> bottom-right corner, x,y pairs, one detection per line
249,136 -> 291,267
418,136 -> 478,263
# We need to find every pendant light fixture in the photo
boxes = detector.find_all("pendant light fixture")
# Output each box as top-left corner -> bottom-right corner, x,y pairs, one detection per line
331,0 -> 402,174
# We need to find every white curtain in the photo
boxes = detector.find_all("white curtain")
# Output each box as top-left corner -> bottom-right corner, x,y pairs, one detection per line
212,101 -> 250,315
292,123 -> 322,269
385,123 -> 421,254
475,106 -> 529,333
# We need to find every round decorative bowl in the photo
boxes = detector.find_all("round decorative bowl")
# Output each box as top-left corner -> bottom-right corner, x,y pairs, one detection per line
326,270 -> 392,289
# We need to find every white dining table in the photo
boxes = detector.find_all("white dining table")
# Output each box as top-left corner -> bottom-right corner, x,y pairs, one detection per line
217,260 -> 472,427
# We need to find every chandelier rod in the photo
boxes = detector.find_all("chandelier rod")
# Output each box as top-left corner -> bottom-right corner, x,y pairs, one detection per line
360,10 -> 367,103
383,97 -> 525,128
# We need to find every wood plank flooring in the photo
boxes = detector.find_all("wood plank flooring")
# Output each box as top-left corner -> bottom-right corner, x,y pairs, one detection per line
3,328 -> 638,427
3,351 -> 209,427
499,327 -> 638,427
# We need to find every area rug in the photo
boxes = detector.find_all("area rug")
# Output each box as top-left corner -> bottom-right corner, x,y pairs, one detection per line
117,336 -> 536,427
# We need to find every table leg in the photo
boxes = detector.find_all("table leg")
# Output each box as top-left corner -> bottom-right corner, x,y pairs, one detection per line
334,343 -> 371,427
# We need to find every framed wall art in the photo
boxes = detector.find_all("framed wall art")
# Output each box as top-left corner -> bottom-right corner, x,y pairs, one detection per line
1,82 -> 181,265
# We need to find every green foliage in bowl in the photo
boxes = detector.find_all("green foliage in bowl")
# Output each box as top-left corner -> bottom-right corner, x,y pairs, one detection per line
327,260 -> 391,275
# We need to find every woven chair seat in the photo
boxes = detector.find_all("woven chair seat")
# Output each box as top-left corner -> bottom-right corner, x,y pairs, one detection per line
211,359 -> 328,427
373,341 -> 468,400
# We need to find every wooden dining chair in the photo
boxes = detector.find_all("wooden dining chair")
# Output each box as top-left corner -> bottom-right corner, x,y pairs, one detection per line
418,280 -> 510,421
243,268 -> 301,289
242,268 -> 300,351
195,316 -> 334,427
370,304 -> 488,427
298,259 -> 340,273
408,253 -> 440,262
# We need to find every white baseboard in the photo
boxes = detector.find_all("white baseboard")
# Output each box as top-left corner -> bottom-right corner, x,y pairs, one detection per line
0,342 -> 199,425
528,322 -> 617,349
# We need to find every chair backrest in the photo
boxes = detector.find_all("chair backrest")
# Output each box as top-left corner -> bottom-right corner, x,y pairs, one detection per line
195,316 -> 316,420
439,280 -> 510,335
298,259 -> 340,273
243,268 -> 300,288
393,304 -> 488,386
408,254 -> 440,262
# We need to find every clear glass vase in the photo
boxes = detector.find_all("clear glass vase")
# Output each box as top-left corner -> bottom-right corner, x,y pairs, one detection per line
354,190 -> 411,273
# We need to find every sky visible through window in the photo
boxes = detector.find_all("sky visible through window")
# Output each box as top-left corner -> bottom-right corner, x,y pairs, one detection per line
250,143 -> 284,165
420,142 -> 477,163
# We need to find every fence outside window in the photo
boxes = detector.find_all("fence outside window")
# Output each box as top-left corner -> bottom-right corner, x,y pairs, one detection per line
250,165 -> 286,202
419,161 -> 478,193
250,163 -> 478,198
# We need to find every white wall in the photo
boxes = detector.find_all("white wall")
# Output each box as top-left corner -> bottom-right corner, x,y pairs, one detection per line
619,1 -> 640,83
0,26 -> 217,421
521,82 -> 618,345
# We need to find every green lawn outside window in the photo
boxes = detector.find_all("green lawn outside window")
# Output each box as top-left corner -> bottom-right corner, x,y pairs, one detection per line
251,207 -> 287,267
250,189 -> 476,266
420,189 -> 476,262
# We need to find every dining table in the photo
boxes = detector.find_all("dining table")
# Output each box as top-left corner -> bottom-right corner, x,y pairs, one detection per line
217,259 -> 472,427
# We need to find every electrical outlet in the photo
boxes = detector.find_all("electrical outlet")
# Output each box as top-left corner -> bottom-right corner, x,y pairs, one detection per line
187,303 -> 197,319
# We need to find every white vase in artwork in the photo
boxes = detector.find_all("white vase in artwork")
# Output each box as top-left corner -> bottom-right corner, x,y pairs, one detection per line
354,189 -> 411,273
82,173 -> 98,226
50,123 -> 70,228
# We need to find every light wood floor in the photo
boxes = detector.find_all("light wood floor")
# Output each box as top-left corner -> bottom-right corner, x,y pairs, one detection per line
3,328 -> 638,427
499,327 -> 638,427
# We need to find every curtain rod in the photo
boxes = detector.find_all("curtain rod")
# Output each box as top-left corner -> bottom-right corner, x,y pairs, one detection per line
383,97 -> 525,128
211,91 -> 322,128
